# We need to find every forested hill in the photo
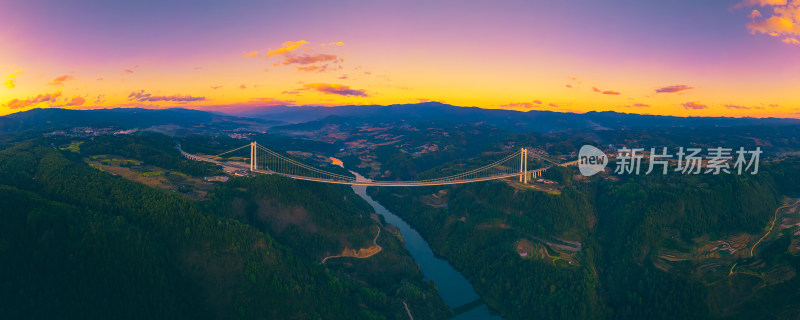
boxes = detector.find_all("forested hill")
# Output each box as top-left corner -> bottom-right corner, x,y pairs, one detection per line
370,160 -> 800,320
204,175 -> 453,319
0,140 -> 448,319
4,105 -> 800,137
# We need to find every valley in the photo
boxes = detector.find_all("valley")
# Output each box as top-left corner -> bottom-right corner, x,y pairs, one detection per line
2,106 -> 800,319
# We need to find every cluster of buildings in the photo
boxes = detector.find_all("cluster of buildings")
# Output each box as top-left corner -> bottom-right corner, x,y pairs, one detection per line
204,168 -> 249,183
227,132 -> 253,140
204,176 -> 229,182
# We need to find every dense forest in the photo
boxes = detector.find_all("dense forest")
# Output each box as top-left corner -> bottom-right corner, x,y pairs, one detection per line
371,180 -> 604,319
204,175 -> 451,319
371,158 -> 798,320
0,139 -> 448,319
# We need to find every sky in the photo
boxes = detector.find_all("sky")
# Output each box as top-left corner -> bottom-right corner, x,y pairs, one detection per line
1,0 -> 799,118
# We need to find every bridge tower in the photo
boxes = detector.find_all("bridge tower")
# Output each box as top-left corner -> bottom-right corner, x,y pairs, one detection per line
250,141 -> 257,171
519,148 -> 528,184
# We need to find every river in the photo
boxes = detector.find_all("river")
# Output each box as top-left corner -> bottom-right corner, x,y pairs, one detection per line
350,171 -> 503,320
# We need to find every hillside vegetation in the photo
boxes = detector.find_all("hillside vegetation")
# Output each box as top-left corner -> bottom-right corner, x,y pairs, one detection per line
0,139 -> 448,319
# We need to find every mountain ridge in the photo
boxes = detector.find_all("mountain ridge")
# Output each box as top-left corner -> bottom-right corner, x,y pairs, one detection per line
236,102 -> 800,133
0,107 -> 278,133
3,104 -> 799,135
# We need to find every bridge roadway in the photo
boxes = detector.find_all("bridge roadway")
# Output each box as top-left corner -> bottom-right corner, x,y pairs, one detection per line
251,168 -> 550,187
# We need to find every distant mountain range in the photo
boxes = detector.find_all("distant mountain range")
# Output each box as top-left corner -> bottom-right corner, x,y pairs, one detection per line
0,108 -> 277,134
237,102 -> 800,133
2,103 -> 799,135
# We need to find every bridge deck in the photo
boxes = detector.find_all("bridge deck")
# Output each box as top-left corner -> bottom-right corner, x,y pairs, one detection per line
179,143 -> 561,187
251,169 -> 548,186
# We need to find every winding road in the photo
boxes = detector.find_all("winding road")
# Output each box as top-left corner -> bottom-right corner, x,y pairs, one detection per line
322,225 -> 382,263
750,200 -> 800,257
402,301 -> 414,320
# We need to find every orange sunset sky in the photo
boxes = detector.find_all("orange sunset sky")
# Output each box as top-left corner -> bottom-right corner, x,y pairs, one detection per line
1,0 -> 800,118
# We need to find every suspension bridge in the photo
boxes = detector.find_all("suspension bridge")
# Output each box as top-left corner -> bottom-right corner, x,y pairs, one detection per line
179,142 -> 577,187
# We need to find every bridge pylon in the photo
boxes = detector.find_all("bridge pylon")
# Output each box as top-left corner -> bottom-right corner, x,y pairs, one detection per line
250,141 -> 257,171
519,148 -> 528,184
